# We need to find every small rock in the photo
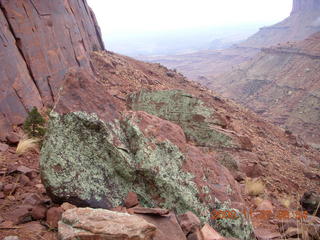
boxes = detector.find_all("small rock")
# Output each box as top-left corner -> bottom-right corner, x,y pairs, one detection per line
111,206 -> 129,213
19,174 -> 31,186
188,229 -> 204,240
303,171 -> 319,180
124,191 -> 139,208
35,184 -> 46,194
22,193 -> 42,206
0,181 -> 3,191
6,133 -> 20,145
254,228 -> 281,240
46,207 -> 64,228
201,224 -> 223,240
234,172 -> 246,182
16,166 -> 34,175
177,211 -> 201,235
26,171 -> 38,180
0,143 -> 9,152
284,227 -> 302,238
31,205 -> 47,220
3,236 -> 20,240
7,195 -> 16,201
61,202 -> 77,211
260,161 -> 269,167
0,221 -> 14,228
10,206 -> 32,224
3,183 -> 17,195
166,72 -> 175,77
58,208 -> 157,240
132,207 -> 169,216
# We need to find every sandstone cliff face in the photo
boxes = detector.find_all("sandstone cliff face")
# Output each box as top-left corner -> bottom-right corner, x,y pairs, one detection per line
0,0 -> 104,140
211,32 -> 320,146
241,0 -> 320,48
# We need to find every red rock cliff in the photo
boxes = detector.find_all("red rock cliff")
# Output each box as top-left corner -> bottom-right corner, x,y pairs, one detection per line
0,0 -> 104,140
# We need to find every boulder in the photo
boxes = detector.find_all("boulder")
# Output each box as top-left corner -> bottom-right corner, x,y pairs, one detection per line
300,191 -> 320,217
0,143 -> 9,152
58,208 -> 156,240
41,110 -> 243,223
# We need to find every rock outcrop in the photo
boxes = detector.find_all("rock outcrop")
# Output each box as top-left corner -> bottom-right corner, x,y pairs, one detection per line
0,0 -> 104,140
210,32 -> 320,146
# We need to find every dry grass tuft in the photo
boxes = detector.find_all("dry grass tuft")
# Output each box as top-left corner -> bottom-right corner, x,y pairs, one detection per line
245,178 -> 265,196
280,197 -> 292,209
16,137 -> 39,156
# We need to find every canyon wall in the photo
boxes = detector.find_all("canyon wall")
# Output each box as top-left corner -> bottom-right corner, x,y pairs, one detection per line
212,32 -> 320,146
0,0 -> 104,140
241,0 -> 320,48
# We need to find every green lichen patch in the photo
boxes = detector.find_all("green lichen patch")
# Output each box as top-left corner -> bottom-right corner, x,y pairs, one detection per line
128,89 -> 238,148
217,152 -> 239,171
210,201 -> 255,240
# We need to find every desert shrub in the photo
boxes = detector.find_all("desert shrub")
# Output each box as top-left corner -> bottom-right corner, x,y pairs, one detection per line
23,107 -> 46,138
245,178 -> 265,196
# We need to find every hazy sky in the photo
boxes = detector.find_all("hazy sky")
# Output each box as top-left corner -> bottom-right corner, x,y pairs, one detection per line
87,0 -> 292,35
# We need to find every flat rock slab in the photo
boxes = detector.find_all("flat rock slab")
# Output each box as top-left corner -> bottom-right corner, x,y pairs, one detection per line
132,207 -> 169,216
58,208 -> 156,240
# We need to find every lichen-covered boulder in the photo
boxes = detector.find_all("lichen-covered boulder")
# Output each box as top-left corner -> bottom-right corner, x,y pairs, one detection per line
41,111 -> 209,220
41,110 -> 254,238
128,89 -> 241,149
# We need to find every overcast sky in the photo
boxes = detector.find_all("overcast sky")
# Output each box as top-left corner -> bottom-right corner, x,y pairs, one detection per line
87,0 -> 292,35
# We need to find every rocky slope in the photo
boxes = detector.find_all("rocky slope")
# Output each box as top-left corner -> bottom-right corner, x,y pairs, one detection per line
0,0 -> 104,141
0,1 -> 319,239
210,32 -> 320,146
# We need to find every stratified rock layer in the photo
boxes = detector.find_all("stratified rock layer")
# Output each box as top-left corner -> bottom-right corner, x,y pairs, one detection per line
212,32 -> 320,146
0,0 -> 104,140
